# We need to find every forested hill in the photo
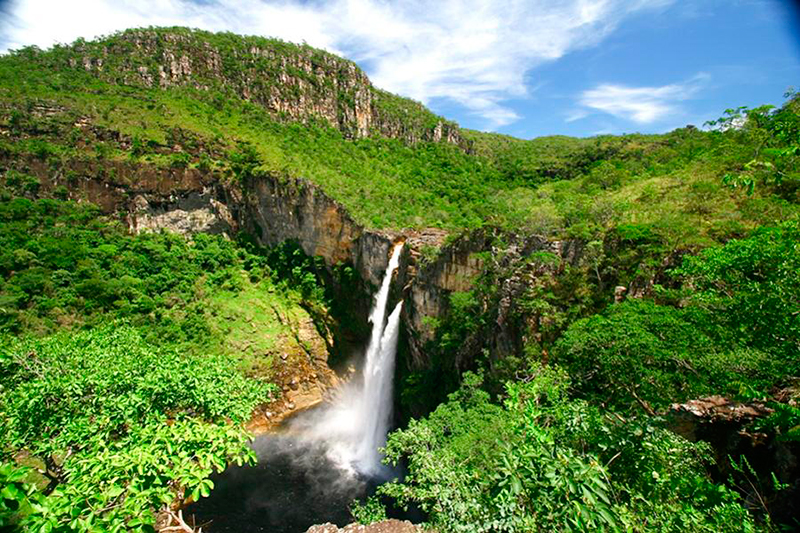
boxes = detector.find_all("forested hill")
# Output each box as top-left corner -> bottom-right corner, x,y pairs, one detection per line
1,27 -> 797,236
0,27 -> 799,533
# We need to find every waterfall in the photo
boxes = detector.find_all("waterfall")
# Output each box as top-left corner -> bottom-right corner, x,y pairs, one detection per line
296,242 -> 404,477
357,299 -> 403,473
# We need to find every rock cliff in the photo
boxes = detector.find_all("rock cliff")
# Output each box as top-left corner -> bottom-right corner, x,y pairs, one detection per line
1,142 -> 589,379
57,28 -> 467,148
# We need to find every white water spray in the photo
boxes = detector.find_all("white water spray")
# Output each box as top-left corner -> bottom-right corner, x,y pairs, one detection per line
357,298 -> 403,472
295,242 -> 404,476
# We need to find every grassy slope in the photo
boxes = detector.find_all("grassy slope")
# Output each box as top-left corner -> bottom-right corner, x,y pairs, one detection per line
1,28 -> 796,243
204,276 -> 318,380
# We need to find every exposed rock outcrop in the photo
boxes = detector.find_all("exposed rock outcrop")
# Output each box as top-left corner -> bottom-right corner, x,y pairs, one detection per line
59,28 -> 467,148
2,143 -> 573,376
669,396 -> 774,436
306,520 -> 422,533
667,395 -> 800,525
237,174 -> 394,288
128,189 -> 234,235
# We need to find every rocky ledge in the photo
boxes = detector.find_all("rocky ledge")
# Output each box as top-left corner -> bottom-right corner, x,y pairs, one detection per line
306,520 -> 422,533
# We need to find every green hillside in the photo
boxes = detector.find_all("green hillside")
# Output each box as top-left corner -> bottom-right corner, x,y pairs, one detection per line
1,28 -> 798,533
1,27 -> 796,238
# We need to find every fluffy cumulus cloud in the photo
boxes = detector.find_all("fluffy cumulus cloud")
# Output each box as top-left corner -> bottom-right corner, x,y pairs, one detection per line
574,73 -> 710,124
0,0 -> 673,129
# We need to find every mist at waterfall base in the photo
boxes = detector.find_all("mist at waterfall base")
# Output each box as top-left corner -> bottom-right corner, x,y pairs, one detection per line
187,244 -> 407,532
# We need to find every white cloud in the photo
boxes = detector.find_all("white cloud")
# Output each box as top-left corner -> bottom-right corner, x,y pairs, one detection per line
0,0 -> 674,129
576,74 -> 709,123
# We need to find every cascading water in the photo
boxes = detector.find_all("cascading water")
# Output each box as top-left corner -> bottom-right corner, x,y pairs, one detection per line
302,242 -> 405,475
353,242 -> 404,473
357,299 -> 403,472
187,242 -> 407,531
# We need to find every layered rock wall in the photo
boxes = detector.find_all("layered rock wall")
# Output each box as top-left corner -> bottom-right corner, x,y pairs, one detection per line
61,28 -> 467,148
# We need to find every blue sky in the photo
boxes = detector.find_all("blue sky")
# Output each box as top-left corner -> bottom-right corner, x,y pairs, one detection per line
0,0 -> 798,139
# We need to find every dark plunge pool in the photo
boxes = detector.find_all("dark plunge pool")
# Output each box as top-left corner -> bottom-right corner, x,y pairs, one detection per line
185,433 -> 375,532
182,406 -> 424,533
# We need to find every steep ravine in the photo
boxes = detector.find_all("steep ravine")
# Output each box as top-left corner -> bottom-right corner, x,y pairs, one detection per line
121,167 -> 799,533
8,151 -> 594,379
29,155 -> 488,370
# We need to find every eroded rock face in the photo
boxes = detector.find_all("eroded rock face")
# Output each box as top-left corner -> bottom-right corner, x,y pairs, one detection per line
239,175 -> 394,287
306,520 -> 422,533
400,231 -> 488,366
9,148 -> 551,376
65,28 -> 467,148
128,189 -> 234,236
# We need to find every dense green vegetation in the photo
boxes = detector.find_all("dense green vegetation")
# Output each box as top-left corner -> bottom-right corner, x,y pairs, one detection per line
0,194 -> 330,360
554,220 -> 799,412
0,196 -> 334,531
384,100 -> 799,530
378,222 -> 798,531
373,369 -> 756,532
1,325 -> 267,532
1,28 -> 798,533
0,197 -> 238,337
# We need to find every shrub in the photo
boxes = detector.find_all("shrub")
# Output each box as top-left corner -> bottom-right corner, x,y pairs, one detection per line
553,300 -> 775,412
0,325 -> 273,532
379,369 -> 755,532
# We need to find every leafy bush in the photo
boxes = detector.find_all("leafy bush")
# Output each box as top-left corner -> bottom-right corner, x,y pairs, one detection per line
676,220 -> 800,364
553,300 -> 775,412
553,221 -> 798,412
0,325 -> 273,532
350,495 -> 388,525
0,198 -> 259,338
378,369 -> 755,532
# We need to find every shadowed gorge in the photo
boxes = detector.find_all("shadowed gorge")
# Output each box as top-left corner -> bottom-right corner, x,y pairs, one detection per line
0,25 -> 798,533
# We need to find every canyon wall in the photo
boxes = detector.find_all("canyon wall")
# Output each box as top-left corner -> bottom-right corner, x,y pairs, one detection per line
16,156 -> 480,368
2,151 -> 590,373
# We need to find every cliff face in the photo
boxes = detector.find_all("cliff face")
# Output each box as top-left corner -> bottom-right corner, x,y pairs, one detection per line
235,174 -> 393,289
2,146 -> 593,379
60,28 -> 467,148
15,153 -> 466,368
112,169 -> 590,373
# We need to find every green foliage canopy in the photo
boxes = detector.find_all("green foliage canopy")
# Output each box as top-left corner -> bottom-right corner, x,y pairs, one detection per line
378,369 -> 755,533
0,325 -> 272,532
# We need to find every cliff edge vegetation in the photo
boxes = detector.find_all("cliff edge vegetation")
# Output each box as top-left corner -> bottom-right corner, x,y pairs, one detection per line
1,27 -> 797,237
